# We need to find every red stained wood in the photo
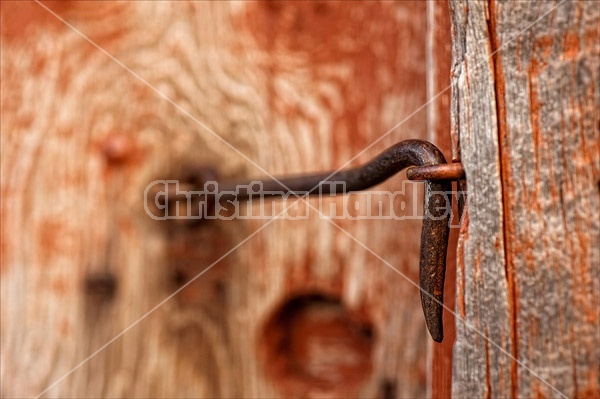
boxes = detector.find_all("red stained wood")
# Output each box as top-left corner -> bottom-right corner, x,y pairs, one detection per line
451,1 -> 599,398
1,2 -> 435,398
237,1 -> 427,158
427,2 -> 456,398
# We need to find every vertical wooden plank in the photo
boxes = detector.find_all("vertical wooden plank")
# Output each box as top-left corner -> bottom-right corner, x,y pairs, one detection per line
491,1 -> 599,397
449,0 -> 513,397
450,0 -> 599,398
426,1 -> 456,398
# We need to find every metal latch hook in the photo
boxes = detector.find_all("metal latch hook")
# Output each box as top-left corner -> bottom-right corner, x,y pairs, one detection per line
175,140 -> 463,342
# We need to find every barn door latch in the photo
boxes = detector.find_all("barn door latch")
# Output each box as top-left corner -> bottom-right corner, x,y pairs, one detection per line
164,140 -> 464,342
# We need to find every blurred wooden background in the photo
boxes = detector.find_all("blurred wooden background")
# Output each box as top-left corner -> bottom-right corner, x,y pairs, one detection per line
1,1 -> 449,397
1,1 -> 597,398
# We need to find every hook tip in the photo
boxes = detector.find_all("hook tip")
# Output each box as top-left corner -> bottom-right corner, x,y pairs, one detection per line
429,327 -> 443,343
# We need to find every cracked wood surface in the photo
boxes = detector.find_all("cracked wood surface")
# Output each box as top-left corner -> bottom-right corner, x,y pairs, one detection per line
450,1 -> 599,398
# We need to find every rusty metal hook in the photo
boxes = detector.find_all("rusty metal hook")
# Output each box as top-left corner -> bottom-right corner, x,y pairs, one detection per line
177,140 -> 463,342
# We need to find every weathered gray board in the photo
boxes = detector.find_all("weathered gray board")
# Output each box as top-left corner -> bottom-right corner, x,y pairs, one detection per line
450,1 -> 599,397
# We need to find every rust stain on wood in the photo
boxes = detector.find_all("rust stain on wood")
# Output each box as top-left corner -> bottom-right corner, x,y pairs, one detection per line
237,1 -> 426,158
0,1 -> 74,41
59,318 -> 72,337
1,1 -> 132,50
51,278 -> 69,295
529,58 -> 542,174
456,211 -> 468,320
0,206 -> 10,274
563,33 -> 580,61
488,1 -> 520,396
484,328 -> 492,399
38,220 -> 70,262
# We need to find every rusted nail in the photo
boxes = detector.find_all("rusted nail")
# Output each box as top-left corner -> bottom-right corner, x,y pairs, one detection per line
406,162 -> 464,181
177,140 -> 455,342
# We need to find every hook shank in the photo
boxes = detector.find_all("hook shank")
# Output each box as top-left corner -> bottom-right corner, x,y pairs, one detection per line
188,140 -> 452,342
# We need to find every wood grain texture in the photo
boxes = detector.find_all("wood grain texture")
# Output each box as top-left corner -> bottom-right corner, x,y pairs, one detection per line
450,0 -> 599,398
426,2 -> 456,398
449,1 -> 513,397
1,1 -> 437,397
492,1 -> 599,397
